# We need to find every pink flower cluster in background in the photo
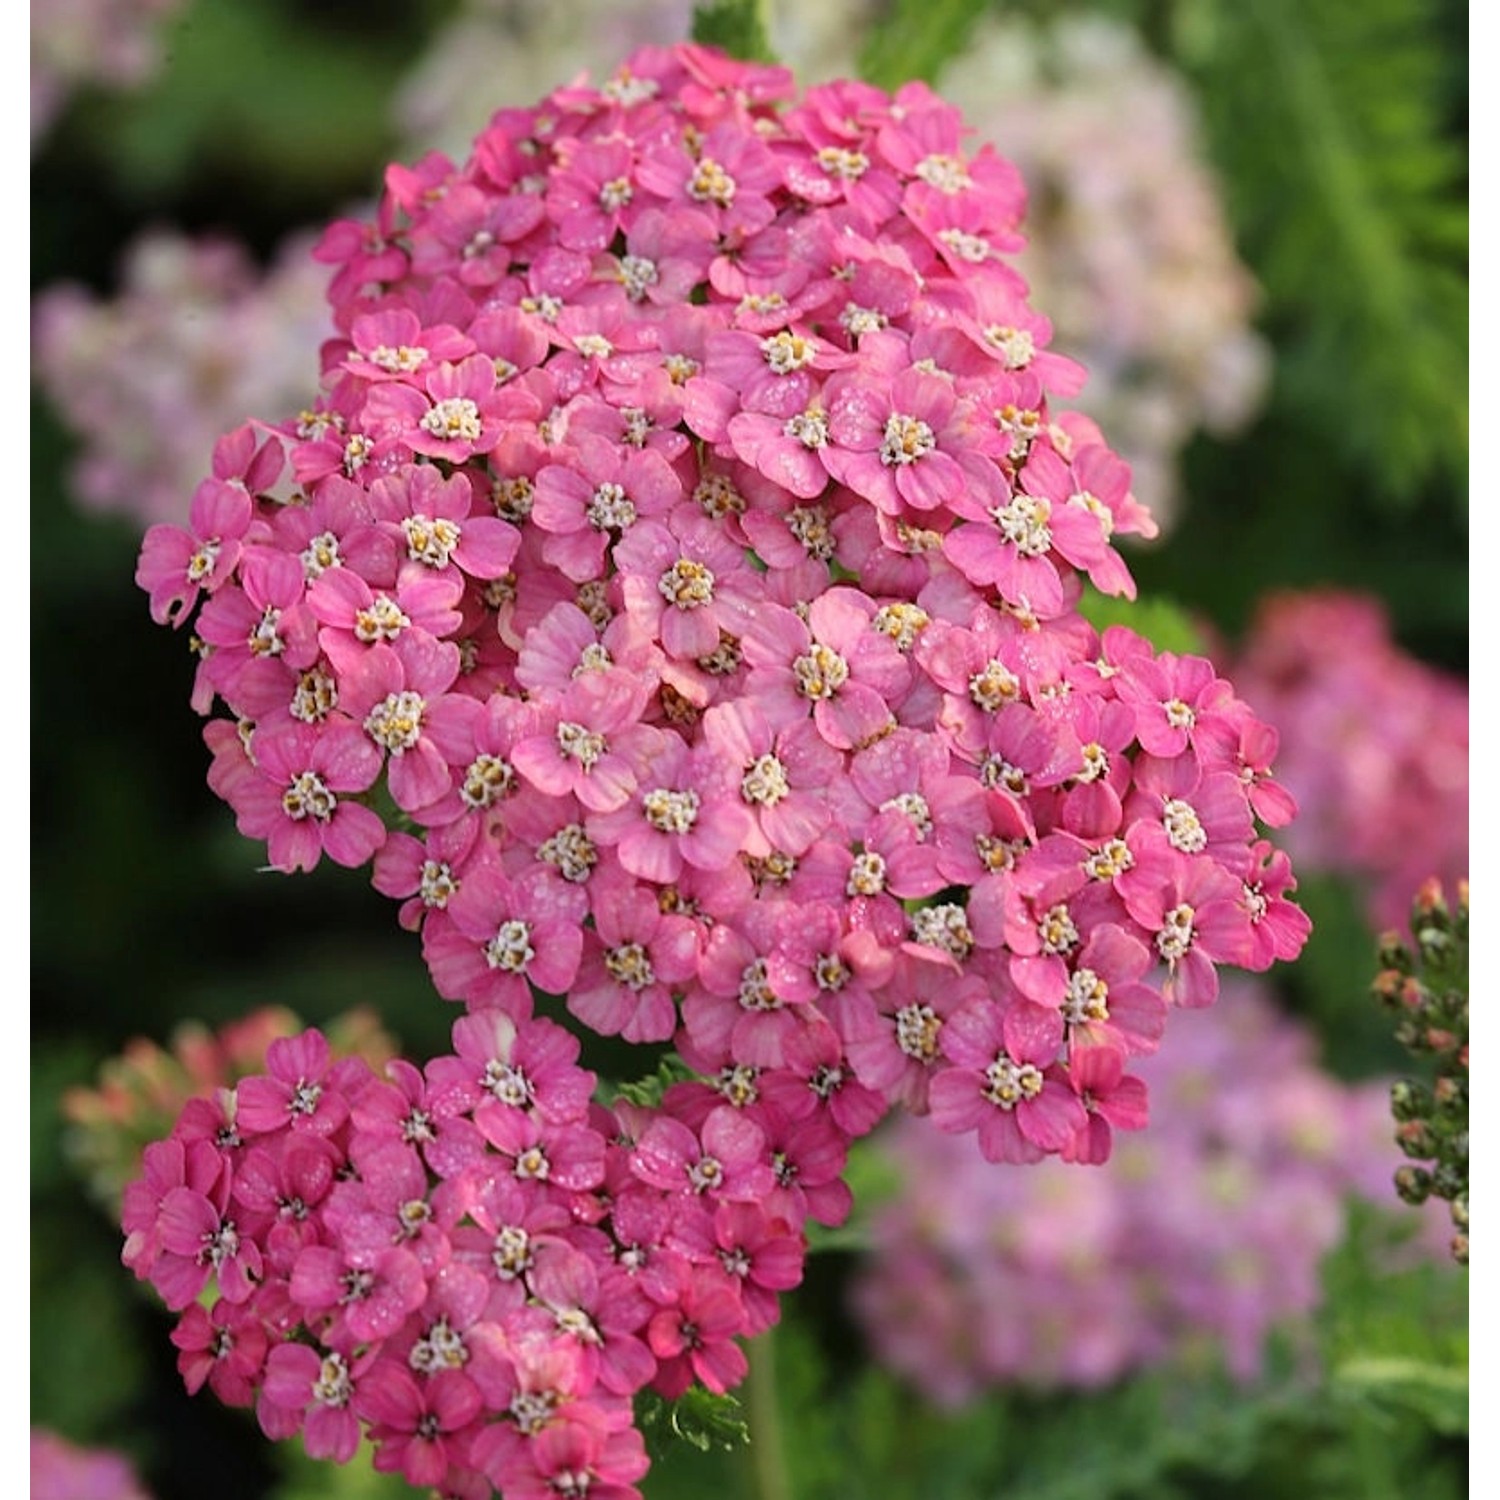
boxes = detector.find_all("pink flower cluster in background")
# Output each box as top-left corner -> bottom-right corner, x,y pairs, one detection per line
935,14 -> 1271,528
125,41 -> 1309,1487
1220,590 -> 1467,931
851,979 -> 1444,1405
31,0 -> 187,142
31,1429 -> 154,1500
32,230 -> 330,525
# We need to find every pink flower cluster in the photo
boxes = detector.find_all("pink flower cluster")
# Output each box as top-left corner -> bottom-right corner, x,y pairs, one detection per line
64,1004 -> 397,1212
1220,590 -> 1467,931
33,229 -> 329,526
851,979 -> 1447,1405
31,0 -> 186,141
31,1428 -> 154,1500
122,1020 -> 804,1497
128,39 -> 1310,1475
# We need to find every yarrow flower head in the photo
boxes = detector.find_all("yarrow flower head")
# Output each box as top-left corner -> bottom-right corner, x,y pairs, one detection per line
129,40 -> 1309,1495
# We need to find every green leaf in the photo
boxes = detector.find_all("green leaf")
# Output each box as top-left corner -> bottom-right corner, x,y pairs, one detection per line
611,1051 -> 699,1108
1178,0 -> 1467,508
859,0 -> 994,92
691,1 -> 778,63
1075,587 -> 1208,657
273,1438 -> 414,1500
639,1387 -> 751,1456
1332,1356 -> 1468,1436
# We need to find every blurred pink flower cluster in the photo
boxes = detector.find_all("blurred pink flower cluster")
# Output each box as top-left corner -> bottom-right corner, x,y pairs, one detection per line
31,0 -> 186,141
124,41 -> 1308,1491
936,15 -> 1270,527
851,979 -> 1438,1404
1221,590 -> 1468,931
31,1429 -> 153,1500
32,230 -> 330,525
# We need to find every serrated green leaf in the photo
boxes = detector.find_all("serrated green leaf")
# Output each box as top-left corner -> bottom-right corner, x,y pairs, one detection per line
611,1051 -> 699,1108
638,1386 -> 751,1457
1182,0 -> 1467,508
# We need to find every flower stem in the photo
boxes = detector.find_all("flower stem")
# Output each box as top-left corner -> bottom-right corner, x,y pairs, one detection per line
746,1324 -> 793,1500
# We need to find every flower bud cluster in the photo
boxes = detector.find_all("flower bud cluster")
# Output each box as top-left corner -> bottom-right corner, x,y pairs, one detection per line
1374,878 -> 1469,1264
127,39 -> 1310,1469
851,979 -> 1441,1402
122,1019 -> 809,1497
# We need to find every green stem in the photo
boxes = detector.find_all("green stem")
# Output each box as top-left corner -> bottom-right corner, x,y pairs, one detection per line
746,1324 -> 793,1500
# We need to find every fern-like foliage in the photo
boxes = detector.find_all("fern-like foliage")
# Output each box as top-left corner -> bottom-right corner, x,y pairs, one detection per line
858,0 -> 995,92
1170,0 -> 1467,510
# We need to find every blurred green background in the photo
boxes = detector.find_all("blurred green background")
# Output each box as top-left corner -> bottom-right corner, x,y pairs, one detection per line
31,1 -> 1467,1496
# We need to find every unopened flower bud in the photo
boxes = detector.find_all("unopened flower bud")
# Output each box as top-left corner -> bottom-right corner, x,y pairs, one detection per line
1394,1165 -> 1432,1205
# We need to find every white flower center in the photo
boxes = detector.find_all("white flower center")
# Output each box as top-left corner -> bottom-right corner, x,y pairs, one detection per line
880,412 -> 936,466
281,769 -> 336,823
1157,903 -> 1196,962
910,903 -> 974,959
742,752 -> 790,806
793,643 -> 849,700
984,1054 -> 1045,1109
421,397 -> 482,443
659,558 -> 716,608
991,494 -> 1053,557
485,919 -> 535,973
586,481 -> 637,531
688,157 -> 736,206
1162,797 -> 1208,854
462,754 -> 517,809
370,343 -> 427,373
895,1003 -> 942,1062
816,145 -> 869,179
983,325 -> 1035,369
364,690 -> 426,753
783,408 -> 830,449
353,594 -> 409,643
403,514 -> 462,568
642,787 -> 700,834
1062,967 -> 1110,1026
605,942 -> 656,992
761,331 -> 815,374
557,721 -> 605,769
846,850 -> 888,896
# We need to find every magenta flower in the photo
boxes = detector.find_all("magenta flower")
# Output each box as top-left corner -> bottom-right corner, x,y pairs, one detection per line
424,858 -> 589,1012
742,587 -> 909,750
136,470 -> 258,627
260,1343 -> 368,1463
368,463 -> 520,585
171,1295 -> 269,1407
358,1365 -> 484,1489
570,865 -> 700,1043
929,995 -> 1085,1163
530,432 -> 683,583
219,719 -> 385,874
825,354 -> 984,516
